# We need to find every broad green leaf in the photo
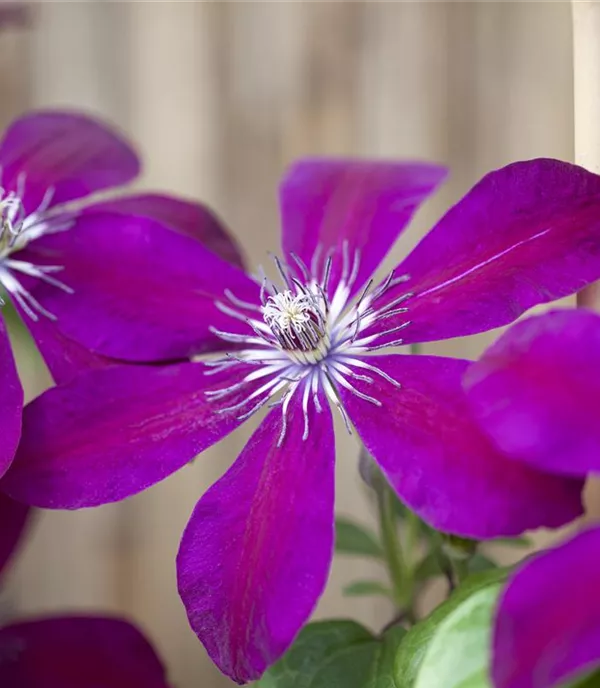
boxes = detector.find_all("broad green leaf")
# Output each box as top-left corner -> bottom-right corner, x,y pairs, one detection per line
308,625 -> 406,688
414,584 -> 501,688
343,580 -> 393,599
256,620 -> 373,688
335,517 -> 384,559
394,567 -> 510,687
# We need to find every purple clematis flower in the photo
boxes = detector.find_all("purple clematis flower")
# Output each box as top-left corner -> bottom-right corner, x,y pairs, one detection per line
461,309 -> 600,686
0,109 -> 242,475
464,307 -> 600,477
0,495 -> 172,687
0,112 -> 241,476
0,110 -> 243,379
492,524 -> 600,688
0,616 -> 173,687
6,158 -> 600,682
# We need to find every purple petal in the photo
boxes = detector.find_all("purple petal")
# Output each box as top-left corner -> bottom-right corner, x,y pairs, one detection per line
0,615 -> 171,687
2,361 -> 264,508
177,389 -> 335,684
17,211 -> 260,361
16,302 -> 115,385
0,317 -> 22,478
0,111 -> 139,214
0,492 -> 30,579
493,525 -> 600,688
339,354 -> 583,538
464,309 -> 600,477
279,158 -> 446,300
85,193 -> 245,268
364,159 -> 600,346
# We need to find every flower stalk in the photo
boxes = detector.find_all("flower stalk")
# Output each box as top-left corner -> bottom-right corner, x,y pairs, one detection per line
375,471 -> 416,623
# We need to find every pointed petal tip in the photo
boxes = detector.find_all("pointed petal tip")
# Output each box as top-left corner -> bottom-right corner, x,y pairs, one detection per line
177,389 -> 335,684
367,157 -> 600,347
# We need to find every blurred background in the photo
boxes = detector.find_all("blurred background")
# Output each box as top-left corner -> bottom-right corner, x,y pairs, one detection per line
0,2 -> 585,687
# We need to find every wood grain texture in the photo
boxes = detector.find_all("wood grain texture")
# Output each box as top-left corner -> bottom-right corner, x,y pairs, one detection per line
0,3 -> 575,686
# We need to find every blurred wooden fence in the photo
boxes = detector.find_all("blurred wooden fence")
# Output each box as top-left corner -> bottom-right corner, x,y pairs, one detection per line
0,3 -> 576,687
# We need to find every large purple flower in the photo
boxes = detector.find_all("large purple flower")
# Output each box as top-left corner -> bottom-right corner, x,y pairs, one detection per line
492,524 -> 600,688
6,158 -> 600,682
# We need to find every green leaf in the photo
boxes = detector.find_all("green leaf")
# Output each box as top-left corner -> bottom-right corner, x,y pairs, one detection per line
394,567 -> 510,687
343,580 -> 393,599
308,625 -> 406,688
256,620 -> 374,688
414,584 -> 501,688
335,517 -> 384,559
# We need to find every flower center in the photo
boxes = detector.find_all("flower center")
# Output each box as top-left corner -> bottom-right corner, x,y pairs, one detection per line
262,288 -> 330,357
206,245 -> 414,444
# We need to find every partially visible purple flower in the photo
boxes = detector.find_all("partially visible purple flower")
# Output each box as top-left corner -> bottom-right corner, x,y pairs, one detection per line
462,309 -> 600,686
464,308 -> 600,477
0,616 -> 172,688
0,492 -> 171,687
7,158 -> 600,682
492,524 -> 600,688
0,110 -> 243,385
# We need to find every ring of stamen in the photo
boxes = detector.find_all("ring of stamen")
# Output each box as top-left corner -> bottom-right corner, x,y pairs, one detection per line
206,242 -> 413,445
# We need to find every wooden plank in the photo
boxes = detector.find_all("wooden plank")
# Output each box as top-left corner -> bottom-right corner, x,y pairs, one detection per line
6,0 -> 128,621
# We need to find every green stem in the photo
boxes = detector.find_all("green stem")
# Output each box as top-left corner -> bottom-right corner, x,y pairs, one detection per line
377,482 -> 405,603
376,477 -> 415,621
450,557 -> 470,587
